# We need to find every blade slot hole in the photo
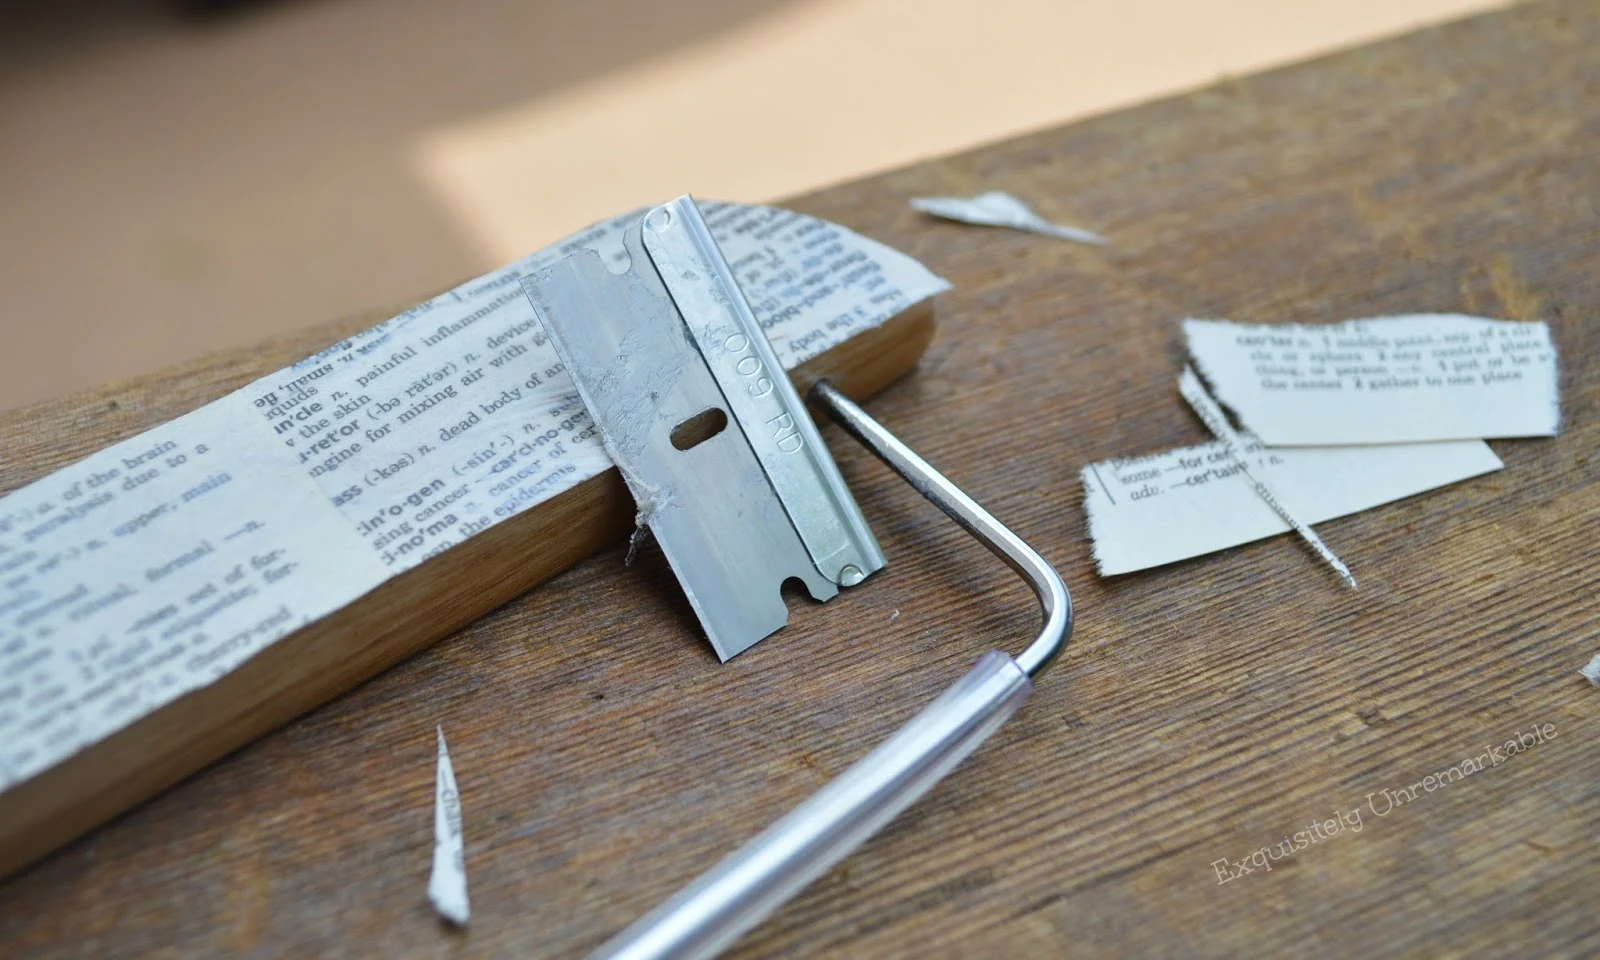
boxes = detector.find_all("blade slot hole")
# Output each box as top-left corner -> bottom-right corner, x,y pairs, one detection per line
670,407 -> 729,450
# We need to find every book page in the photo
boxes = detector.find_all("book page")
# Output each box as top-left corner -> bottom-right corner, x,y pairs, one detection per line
0,201 -> 949,792
1082,436 -> 1502,576
1185,315 -> 1559,445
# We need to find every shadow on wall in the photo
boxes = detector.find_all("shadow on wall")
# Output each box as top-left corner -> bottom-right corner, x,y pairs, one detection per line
0,0 -> 798,411
0,0 -> 1498,411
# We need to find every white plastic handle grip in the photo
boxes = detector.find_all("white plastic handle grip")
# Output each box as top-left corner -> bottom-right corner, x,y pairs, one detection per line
591,650 -> 1033,960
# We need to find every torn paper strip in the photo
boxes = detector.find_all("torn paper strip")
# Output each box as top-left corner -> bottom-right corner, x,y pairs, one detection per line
0,201 -> 947,794
1581,655 -> 1600,687
1184,315 -> 1559,445
429,727 -> 469,926
1178,367 -> 1356,588
1081,437 -> 1501,576
911,192 -> 1106,245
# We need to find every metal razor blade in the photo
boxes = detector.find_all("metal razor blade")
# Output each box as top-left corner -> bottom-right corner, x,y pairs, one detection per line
522,196 -> 883,661
522,195 -> 1073,960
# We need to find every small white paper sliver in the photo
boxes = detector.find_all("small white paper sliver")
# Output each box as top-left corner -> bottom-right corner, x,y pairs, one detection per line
429,726 -> 469,926
1178,367 -> 1357,588
1081,435 -> 1502,577
911,191 -> 1106,245
1184,315 -> 1560,445
1581,654 -> 1600,687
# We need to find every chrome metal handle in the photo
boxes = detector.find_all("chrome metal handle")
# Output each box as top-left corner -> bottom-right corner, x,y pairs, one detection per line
812,382 -> 1071,679
591,650 -> 1031,960
589,381 -> 1074,960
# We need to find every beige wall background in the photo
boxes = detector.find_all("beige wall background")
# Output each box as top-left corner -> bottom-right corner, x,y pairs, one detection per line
0,0 -> 1499,411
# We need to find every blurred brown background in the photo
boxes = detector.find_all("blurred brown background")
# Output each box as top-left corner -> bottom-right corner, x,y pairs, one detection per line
0,0 -> 1496,412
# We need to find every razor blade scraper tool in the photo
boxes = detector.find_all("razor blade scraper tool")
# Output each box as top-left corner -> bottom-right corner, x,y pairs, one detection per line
523,196 -> 883,661
522,196 -> 1073,960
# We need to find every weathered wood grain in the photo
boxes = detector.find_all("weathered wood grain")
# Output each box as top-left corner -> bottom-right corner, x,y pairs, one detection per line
3,0 -> 1598,955
0,291 -> 934,881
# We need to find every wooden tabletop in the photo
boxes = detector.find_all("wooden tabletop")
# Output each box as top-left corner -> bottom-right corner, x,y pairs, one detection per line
5,1 -> 1598,956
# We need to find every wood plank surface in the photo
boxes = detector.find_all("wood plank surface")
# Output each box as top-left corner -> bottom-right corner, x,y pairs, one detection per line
0,282 -> 934,881
4,1 -> 1598,955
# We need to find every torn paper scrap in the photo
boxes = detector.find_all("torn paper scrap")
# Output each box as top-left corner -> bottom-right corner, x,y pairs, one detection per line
429,727 -> 469,926
1581,655 -> 1600,687
1081,437 -> 1502,576
911,191 -> 1106,245
1178,367 -> 1356,588
1184,315 -> 1559,445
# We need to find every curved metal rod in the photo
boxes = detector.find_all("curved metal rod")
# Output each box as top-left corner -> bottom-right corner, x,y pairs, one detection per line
810,380 -> 1073,677
590,382 -> 1075,960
